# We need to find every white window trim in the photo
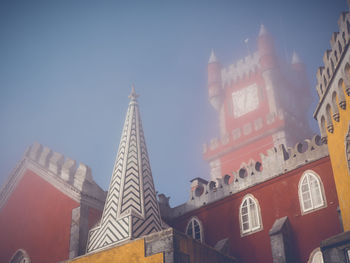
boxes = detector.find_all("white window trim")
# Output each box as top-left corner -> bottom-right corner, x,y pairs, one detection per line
307,248 -> 324,263
298,170 -> 326,215
239,194 -> 263,236
9,249 -> 31,263
185,216 -> 204,243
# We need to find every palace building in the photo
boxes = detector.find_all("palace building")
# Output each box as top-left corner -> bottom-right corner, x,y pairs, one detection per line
1,2 -> 350,263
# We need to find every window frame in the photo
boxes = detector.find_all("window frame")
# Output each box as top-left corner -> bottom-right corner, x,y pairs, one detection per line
239,194 -> 263,236
185,216 -> 204,243
298,170 -> 326,214
9,249 -> 31,263
307,248 -> 324,263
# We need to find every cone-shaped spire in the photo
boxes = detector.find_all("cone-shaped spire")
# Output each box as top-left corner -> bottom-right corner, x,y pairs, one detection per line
259,24 -> 268,36
291,51 -> 302,64
208,49 -> 218,63
87,85 -> 162,253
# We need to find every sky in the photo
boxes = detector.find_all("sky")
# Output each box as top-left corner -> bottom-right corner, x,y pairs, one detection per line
0,0 -> 347,207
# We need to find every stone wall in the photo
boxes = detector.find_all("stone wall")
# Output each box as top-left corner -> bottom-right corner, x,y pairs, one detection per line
161,135 -> 328,218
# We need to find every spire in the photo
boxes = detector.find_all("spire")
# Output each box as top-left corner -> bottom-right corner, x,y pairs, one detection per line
87,85 -> 162,253
208,49 -> 218,63
259,24 -> 268,36
291,51 -> 302,64
128,83 -> 139,101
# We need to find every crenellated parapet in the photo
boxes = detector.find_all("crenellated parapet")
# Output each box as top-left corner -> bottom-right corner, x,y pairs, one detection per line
314,9 -> 350,141
25,142 -> 97,189
221,52 -> 260,86
161,135 -> 328,218
0,142 -> 106,211
203,109 -> 284,155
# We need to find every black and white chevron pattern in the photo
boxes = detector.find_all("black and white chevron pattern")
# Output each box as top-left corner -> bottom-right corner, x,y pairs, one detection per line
87,90 -> 161,253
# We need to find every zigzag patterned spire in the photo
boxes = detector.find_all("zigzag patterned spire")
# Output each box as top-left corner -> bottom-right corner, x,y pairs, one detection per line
87,85 -> 162,253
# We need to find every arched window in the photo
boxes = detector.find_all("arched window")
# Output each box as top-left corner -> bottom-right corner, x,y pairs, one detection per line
10,249 -> 31,263
186,217 -> 203,243
299,171 -> 325,213
240,194 -> 262,235
308,248 -> 324,263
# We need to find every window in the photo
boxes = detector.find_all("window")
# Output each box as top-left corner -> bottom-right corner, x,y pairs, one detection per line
299,171 -> 325,213
308,248 -> 324,263
10,249 -> 31,263
240,194 -> 262,235
186,217 -> 203,242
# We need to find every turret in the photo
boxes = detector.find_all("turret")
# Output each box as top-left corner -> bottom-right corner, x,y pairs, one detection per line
291,51 -> 311,121
258,25 -> 279,116
291,51 -> 308,85
291,51 -> 306,72
258,24 -> 278,71
208,49 -> 223,111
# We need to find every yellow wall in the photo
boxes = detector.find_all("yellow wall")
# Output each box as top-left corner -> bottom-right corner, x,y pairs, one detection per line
326,84 -> 350,231
68,238 -> 163,263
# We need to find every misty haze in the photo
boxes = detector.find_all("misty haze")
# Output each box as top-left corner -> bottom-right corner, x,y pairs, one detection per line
1,1 -> 350,263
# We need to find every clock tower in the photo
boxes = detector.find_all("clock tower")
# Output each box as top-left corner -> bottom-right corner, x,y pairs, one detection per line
204,25 -> 313,181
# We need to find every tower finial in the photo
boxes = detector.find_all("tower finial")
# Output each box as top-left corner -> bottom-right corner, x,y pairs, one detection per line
208,49 -> 218,63
129,83 -> 139,101
259,24 -> 268,36
291,51 -> 302,64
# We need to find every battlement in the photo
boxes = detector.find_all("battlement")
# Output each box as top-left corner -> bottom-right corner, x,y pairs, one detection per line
161,135 -> 328,218
316,11 -> 350,100
314,7 -> 350,141
25,142 -> 105,194
0,142 -> 106,210
203,110 -> 284,155
221,52 -> 260,86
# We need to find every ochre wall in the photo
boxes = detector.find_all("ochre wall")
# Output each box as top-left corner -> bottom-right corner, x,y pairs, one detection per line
171,157 -> 341,263
68,238 -> 163,263
326,83 -> 350,231
0,169 -> 80,263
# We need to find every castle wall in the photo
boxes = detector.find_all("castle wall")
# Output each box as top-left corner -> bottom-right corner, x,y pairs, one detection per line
219,135 -> 275,181
204,27 -> 313,183
68,237 -> 164,263
0,169 -> 79,263
169,157 -> 341,263
0,143 -> 106,262
67,228 -> 238,263
325,82 -> 350,230
313,8 -> 350,232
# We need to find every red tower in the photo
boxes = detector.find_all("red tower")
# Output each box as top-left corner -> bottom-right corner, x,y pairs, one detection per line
203,25 -> 313,181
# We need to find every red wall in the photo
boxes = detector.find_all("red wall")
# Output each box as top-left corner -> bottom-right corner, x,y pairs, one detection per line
220,135 -> 274,179
223,72 -> 268,134
88,206 -> 102,230
170,157 -> 342,263
204,70 -> 287,173
0,169 -> 80,263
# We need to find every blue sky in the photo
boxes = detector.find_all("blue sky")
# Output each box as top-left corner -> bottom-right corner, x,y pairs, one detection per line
0,0 -> 347,206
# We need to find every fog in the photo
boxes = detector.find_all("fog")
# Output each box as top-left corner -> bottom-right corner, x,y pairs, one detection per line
0,0 -> 346,206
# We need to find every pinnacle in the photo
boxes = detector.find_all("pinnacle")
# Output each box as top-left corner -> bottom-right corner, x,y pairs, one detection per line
259,24 -> 268,36
291,51 -> 302,64
208,49 -> 218,63
129,84 -> 139,101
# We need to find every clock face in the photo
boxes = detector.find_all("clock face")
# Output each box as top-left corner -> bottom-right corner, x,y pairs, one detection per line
232,84 -> 259,118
